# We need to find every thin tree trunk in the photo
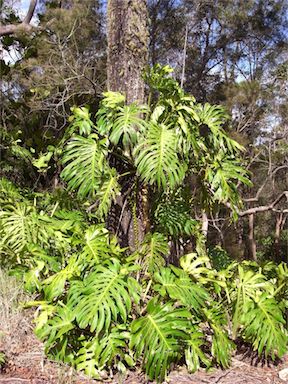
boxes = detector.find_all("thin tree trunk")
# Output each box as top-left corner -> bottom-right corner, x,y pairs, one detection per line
248,213 -> 257,261
274,212 -> 287,262
201,211 -> 209,238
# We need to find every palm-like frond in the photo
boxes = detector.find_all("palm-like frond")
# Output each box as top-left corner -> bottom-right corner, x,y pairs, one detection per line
185,329 -> 210,372
241,294 -> 287,358
35,303 -> 75,355
109,103 -> 147,147
134,123 -> 186,189
68,259 -> 139,334
97,91 -> 147,148
42,257 -> 79,301
154,192 -> 197,236
78,225 -> 122,268
100,91 -> 126,109
193,103 -> 245,155
0,203 -> 48,254
153,267 -> 209,315
136,232 -> 168,274
180,252 -> 214,284
194,104 -> 228,135
230,265 -> 272,337
49,210 -> 85,233
204,305 -> 234,368
61,135 -> 107,199
76,325 -> 131,377
130,297 -> 191,382
75,341 -> 102,379
69,106 -> 95,136
205,153 -> 252,208
95,169 -> 120,219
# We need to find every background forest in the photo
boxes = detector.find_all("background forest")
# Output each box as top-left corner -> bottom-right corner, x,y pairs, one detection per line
0,0 -> 288,382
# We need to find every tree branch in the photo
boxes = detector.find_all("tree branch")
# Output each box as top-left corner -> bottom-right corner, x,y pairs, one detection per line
243,164 -> 288,202
0,0 -> 37,37
239,191 -> 288,217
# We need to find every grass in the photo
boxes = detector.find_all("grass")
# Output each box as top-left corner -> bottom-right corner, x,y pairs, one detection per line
0,268 -> 29,340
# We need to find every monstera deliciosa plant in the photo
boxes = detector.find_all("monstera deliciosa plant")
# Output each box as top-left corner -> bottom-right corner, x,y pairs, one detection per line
1,65 -> 287,382
59,65 -> 250,224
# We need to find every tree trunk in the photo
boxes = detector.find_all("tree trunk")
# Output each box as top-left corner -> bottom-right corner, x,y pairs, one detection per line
107,0 -> 148,104
248,213 -> 257,261
274,212 -> 287,262
107,0 -> 149,249
201,210 -> 208,238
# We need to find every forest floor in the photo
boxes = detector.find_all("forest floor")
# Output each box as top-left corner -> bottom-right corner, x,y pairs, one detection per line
0,305 -> 287,384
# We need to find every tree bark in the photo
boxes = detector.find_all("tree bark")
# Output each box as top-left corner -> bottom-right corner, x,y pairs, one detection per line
248,213 -> 257,261
107,0 -> 148,104
107,0 -> 149,249
201,210 -> 208,238
274,212 -> 287,261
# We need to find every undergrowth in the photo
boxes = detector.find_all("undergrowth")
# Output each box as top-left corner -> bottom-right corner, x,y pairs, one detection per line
0,66 -> 287,382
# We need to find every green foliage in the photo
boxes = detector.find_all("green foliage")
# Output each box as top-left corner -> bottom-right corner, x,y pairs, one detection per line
95,169 -> 120,219
134,123 -> 186,189
130,297 -> 191,381
61,135 -> 107,199
209,246 -> 232,271
185,329 -> 210,373
68,259 -> 139,334
0,352 -> 5,368
134,232 -> 168,274
1,190 -> 287,381
56,65 -> 250,228
2,66 -> 287,383
153,267 -> 209,314
154,190 -> 197,236
204,305 -> 234,368
0,203 -> 48,255
241,294 -> 287,358
97,92 -> 147,148
75,325 -> 132,378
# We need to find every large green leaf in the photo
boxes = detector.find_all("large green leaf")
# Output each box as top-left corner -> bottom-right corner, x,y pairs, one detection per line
68,259 -> 139,334
95,169 -> 120,219
130,297 -> 191,381
0,203 -> 48,254
241,294 -> 287,358
204,305 -> 234,368
76,325 -> 131,377
77,225 -> 122,268
136,232 -> 168,274
35,303 -> 75,353
61,135 -> 107,198
185,329 -> 210,373
154,191 -> 197,236
134,123 -> 186,189
153,267 -> 209,315
109,103 -> 147,147
230,265 -> 272,337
